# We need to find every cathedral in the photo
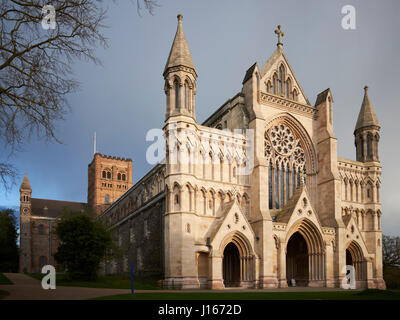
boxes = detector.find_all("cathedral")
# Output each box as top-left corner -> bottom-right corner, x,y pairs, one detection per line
19,14 -> 385,290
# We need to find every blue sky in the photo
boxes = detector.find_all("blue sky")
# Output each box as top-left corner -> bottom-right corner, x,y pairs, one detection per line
1,0 -> 399,235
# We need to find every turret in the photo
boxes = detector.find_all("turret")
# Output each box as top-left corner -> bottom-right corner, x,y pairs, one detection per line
19,172 -> 32,273
163,14 -> 197,122
19,172 -> 32,215
354,86 -> 380,162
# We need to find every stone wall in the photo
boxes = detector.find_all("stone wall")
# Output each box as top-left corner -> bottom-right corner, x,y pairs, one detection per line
104,196 -> 165,278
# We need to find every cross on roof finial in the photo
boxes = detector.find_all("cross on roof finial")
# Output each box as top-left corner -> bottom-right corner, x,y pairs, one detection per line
274,25 -> 284,49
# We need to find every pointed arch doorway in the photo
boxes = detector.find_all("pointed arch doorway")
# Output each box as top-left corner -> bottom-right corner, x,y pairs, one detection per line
223,242 -> 240,287
285,220 -> 325,287
346,241 -> 367,288
286,232 -> 309,286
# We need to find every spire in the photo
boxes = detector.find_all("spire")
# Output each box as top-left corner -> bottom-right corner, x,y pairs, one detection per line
163,14 -> 196,77
355,86 -> 380,133
20,172 -> 31,191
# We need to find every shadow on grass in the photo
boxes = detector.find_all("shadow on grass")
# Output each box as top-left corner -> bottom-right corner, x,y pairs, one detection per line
92,289 -> 400,300
29,273 -> 160,290
0,273 -> 12,285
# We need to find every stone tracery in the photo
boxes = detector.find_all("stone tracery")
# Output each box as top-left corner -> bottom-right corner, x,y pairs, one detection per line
265,123 -> 306,210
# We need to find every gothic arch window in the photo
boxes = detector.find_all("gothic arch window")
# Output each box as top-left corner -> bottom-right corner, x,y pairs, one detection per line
360,137 -> 365,158
367,134 -> 373,158
122,174 -> 126,181
272,73 -> 277,94
107,171 -> 111,179
117,173 -> 121,180
268,161 -> 273,209
292,88 -> 298,101
266,80 -> 271,93
279,65 -> 284,94
285,78 -> 291,99
349,180 -> 354,202
265,123 -> 306,210
292,163 -> 296,194
286,163 -> 290,202
184,82 -> 187,109
174,79 -> 179,110
102,171 -> 106,178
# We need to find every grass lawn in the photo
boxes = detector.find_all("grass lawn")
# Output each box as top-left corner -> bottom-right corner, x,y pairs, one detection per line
0,290 -> 9,299
29,273 -> 160,290
0,273 -> 12,285
93,289 -> 400,300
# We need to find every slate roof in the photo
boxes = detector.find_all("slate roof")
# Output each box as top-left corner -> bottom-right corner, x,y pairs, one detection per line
31,198 -> 86,218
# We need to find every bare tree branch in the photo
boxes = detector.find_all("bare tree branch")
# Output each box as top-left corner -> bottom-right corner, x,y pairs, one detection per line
0,0 -> 158,190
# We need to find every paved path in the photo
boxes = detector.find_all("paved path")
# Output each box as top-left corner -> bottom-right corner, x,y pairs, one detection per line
0,273 -> 350,300
1,273 -> 131,300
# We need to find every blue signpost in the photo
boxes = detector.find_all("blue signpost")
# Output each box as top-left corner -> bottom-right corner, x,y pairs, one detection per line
130,261 -> 134,295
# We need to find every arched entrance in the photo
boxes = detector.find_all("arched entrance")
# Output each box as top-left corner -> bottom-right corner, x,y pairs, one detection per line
284,219 -> 325,287
286,232 -> 309,286
223,242 -> 240,287
346,241 -> 366,288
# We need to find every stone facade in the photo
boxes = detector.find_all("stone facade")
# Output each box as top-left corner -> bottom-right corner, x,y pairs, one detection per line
100,17 -> 385,290
20,16 -> 386,290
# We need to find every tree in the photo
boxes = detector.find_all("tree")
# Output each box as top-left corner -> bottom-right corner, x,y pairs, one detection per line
382,235 -> 400,267
54,209 -> 114,280
0,0 -> 158,190
0,209 -> 19,272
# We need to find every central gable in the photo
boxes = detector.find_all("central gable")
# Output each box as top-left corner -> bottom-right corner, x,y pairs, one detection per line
259,48 -> 309,105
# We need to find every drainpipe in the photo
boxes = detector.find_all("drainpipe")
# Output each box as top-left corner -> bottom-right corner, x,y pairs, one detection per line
49,220 -> 52,266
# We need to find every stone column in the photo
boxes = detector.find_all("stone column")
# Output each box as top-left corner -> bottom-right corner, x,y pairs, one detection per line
278,242 -> 288,288
208,254 -> 224,289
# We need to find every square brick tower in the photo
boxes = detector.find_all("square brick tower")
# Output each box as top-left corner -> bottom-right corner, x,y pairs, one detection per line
88,153 -> 133,215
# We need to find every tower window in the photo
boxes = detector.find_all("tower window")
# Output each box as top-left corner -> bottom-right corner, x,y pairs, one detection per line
107,171 -> 111,179
39,256 -> 47,268
367,135 -> 373,158
184,82 -> 187,109
174,80 -> 179,110
117,173 -> 121,180
175,194 -> 179,205
102,171 -> 106,178
39,224 -> 44,235
122,174 -> 126,181
105,194 -> 110,204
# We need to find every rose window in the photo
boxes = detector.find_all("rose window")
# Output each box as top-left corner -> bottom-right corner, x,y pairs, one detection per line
269,124 -> 295,156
